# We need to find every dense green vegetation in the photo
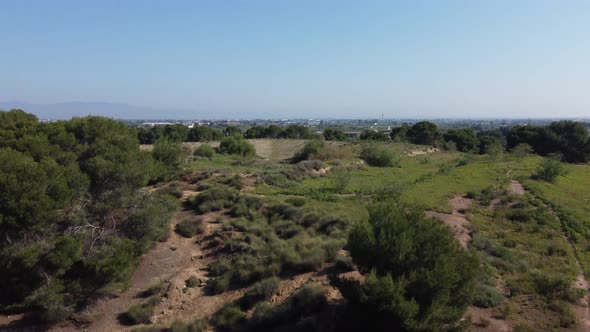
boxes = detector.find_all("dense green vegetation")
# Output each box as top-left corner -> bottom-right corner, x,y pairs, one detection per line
342,202 -> 478,331
0,110 -> 179,322
507,121 -> 590,162
2,109 -> 589,331
138,119 -> 590,166
218,137 -> 256,158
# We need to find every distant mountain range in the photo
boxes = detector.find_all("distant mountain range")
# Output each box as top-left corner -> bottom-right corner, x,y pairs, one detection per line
0,101 -> 204,120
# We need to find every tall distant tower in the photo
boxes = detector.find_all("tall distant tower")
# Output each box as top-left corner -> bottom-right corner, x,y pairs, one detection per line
381,112 -> 384,122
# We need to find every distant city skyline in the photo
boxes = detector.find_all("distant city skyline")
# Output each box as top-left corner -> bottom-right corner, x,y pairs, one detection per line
2,100 -> 589,121
1,1 -> 589,119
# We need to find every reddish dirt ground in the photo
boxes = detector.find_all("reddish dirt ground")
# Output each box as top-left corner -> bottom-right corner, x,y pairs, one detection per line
425,195 -> 473,248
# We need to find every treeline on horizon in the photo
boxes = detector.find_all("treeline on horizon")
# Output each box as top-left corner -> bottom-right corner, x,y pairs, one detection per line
0,109 -> 186,323
139,120 -> 590,163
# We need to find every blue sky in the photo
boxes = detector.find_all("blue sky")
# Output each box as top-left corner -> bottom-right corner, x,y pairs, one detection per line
1,0 -> 589,118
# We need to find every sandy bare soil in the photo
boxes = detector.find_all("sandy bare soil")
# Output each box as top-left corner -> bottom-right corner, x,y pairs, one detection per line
407,147 -> 439,157
573,266 -> 590,332
509,180 -> 525,195
425,195 -> 473,248
466,306 -> 511,332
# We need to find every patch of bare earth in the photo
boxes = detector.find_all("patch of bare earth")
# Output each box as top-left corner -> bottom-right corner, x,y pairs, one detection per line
266,269 -> 343,309
407,147 -> 439,157
424,196 -> 513,331
247,139 -> 273,159
425,195 -> 473,249
509,180 -> 525,195
310,166 -> 332,176
573,265 -> 590,332
466,307 -> 511,332
240,174 -> 257,192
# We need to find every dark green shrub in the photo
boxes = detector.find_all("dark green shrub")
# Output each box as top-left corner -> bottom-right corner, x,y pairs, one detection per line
513,323 -> 535,332
210,274 -> 232,294
230,196 -> 263,219
407,121 -> 440,145
345,202 -> 479,331
493,302 -> 515,319
511,143 -> 533,158
533,274 -> 582,302
218,137 -> 256,158
250,284 -> 327,328
443,128 -> 479,152
139,282 -> 165,298
175,219 -> 204,238
549,300 -> 576,327
241,277 -> 280,309
209,257 -> 232,277
506,208 -> 533,222
121,300 -> 156,325
503,239 -> 517,248
45,237 -> 82,273
188,186 -> 240,213
156,181 -> 183,198
292,140 -> 325,163
477,186 -> 499,206
194,144 -> 215,158
323,128 -> 347,141
186,318 -> 207,332
360,144 -> 400,167
331,169 -> 351,193
218,174 -> 243,190
169,320 -> 189,332
534,157 -> 567,183
473,285 -> 504,308
285,197 -> 306,207
212,304 -> 246,331
334,255 -> 355,272
359,130 -> 389,141
27,283 -> 73,323
437,161 -> 453,175
152,139 -> 184,182
186,276 -> 201,288
547,245 -> 567,257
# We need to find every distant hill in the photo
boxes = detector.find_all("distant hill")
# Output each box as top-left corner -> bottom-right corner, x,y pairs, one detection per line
0,101 -> 201,120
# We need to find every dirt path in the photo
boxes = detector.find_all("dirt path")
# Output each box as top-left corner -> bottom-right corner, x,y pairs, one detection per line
45,183 -> 227,332
425,196 -> 473,248
573,263 -> 590,332
50,208 -> 199,331
426,195 -> 510,331
466,307 -> 511,332
509,180 -> 525,195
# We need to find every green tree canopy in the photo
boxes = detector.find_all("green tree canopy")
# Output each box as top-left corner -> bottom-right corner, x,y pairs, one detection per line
507,121 -> 589,163
187,125 -> 223,142
360,130 -> 389,141
218,137 -> 256,157
407,121 -> 440,146
0,110 -> 180,322
344,202 -> 478,331
323,128 -> 347,141
390,124 -> 409,142
443,128 -> 479,152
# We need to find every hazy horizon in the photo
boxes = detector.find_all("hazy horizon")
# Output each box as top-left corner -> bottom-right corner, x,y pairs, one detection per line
2,1 -> 589,119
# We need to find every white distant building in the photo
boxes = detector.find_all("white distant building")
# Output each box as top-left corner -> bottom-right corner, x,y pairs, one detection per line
142,122 -> 173,127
